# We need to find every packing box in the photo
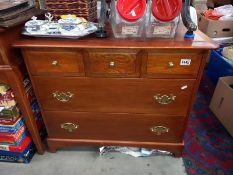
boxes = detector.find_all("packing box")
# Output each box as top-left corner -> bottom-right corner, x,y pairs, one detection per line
192,0 -> 208,13
198,13 -> 233,38
209,76 -> 233,137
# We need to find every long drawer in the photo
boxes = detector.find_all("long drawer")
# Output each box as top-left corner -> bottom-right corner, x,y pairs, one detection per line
44,111 -> 186,143
33,77 -> 195,115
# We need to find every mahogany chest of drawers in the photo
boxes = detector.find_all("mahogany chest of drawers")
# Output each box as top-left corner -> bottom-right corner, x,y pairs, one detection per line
13,27 -> 217,157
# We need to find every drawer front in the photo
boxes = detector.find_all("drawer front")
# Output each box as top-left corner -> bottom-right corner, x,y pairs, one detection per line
84,49 -> 141,77
144,52 -> 202,78
44,111 -> 186,143
34,77 -> 195,115
23,49 -> 84,76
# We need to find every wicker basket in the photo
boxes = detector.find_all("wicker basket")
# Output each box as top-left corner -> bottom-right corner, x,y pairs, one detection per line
45,0 -> 97,21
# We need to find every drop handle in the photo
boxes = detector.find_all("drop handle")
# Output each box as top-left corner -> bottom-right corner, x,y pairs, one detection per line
61,123 -> 79,132
150,126 -> 169,135
53,91 -> 74,102
52,60 -> 59,66
154,94 -> 176,105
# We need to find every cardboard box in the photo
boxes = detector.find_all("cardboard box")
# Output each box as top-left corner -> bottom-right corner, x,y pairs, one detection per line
192,0 -> 208,13
198,14 -> 233,38
210,76 -> 233,137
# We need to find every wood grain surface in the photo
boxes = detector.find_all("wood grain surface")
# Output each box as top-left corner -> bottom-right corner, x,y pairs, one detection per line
44,111 -> 186,143
84,49 -> 142,77
13,25 -> 218,50
23,48 -> 85,76
32,77 -> 195,116
14,25 -> 218,157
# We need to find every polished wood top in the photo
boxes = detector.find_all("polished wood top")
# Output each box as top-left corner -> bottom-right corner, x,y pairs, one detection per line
13,25 -> 218,50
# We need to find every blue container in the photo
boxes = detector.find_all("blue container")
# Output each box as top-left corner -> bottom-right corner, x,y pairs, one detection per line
206,49 -> 233,84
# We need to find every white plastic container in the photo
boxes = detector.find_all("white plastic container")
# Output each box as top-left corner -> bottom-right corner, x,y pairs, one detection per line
110,0 -> 146,38
145,1 -> 180,38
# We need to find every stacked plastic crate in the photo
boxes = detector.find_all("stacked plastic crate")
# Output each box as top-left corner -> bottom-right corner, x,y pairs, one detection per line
0,77 -> 45,163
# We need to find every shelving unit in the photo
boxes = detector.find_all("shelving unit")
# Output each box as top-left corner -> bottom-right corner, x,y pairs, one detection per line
0,25 -> 44,155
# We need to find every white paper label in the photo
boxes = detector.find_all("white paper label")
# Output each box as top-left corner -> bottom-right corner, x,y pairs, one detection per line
180,59 -> 192,66
122,26 -> 139,35
153,25 -> 172,35
0,145 -> 9,151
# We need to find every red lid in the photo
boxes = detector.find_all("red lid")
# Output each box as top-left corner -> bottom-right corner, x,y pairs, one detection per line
151,0 -> 182,22
116,0 -> 146,22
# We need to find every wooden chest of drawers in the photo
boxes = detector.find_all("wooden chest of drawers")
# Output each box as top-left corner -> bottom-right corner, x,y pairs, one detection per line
13,27 -> 217,157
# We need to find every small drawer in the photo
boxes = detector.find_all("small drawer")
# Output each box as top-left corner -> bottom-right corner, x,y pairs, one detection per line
143,52 -> 202,78
33,77 -> 195,116
23,49 -> 84,76
44,111 -> 186,143
84,49 -> 141,77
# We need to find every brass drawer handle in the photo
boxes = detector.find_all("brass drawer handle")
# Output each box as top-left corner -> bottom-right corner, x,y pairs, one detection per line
168,62 -> 174,68
150,126 -> 169,135
154,94 -> 176,105
109,61 -> 115,68
61,123 -> 79,132
53,91 -> 74,102
52,60 -> 59,66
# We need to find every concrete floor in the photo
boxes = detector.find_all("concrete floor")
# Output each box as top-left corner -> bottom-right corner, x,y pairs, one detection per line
0,147 -> 187,175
